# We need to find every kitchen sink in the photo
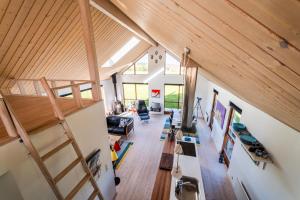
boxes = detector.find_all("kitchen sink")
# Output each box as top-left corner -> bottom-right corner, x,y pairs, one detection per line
177,141 -> 196,157
175,176 -> 199,200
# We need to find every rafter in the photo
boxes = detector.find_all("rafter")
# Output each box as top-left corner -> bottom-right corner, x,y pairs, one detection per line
90,0 -> 157,46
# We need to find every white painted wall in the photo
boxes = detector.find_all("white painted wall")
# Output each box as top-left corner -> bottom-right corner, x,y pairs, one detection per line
193,72 -> 209,119
0,102 -> 116,200
118,45 -> 184,112
101,79 -> 117,113
196,73 -> 300,200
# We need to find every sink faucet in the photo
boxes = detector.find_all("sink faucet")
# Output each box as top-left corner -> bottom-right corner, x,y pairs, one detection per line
175,180 -> 192,197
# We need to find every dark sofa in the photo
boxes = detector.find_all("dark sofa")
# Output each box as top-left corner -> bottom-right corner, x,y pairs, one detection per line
106,116 -> 134,138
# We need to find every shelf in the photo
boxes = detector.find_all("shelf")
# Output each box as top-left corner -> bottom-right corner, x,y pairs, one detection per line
230,126 -> 272,169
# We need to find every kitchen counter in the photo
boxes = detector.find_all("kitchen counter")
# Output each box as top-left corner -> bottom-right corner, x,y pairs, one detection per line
151,137 -> 175,200
151,134 -> 205,200
170,138 -> 206,200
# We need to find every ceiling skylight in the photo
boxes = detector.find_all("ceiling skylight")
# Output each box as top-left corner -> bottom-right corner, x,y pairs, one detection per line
102,37 -> 140,68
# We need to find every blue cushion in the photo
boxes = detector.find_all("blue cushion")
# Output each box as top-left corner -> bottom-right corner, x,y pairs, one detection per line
140,115 -> 150,120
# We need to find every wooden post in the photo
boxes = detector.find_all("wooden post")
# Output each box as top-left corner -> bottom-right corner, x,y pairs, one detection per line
77,0 -> 101,101
40,77 -> 64,120
0,99 -> 18,137
33,81 -> 42,96
71,81 -> 83,108
50,81 -> 58,97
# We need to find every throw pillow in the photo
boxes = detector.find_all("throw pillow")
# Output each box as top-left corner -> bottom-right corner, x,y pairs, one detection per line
119,118 -> 128,127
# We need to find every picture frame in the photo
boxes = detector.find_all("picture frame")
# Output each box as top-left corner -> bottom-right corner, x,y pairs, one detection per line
151,89 -> 160,98
85,149 -> 102,177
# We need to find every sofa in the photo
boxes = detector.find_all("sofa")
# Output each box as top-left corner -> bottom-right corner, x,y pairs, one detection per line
106,116 -> 134,138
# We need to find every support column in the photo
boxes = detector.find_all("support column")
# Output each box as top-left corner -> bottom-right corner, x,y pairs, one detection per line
181,56 -> 198,132
77,0 -> 101,101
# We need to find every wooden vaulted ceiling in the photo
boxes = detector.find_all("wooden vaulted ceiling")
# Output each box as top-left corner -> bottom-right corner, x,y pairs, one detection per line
0,0 -> 150,87
110,0 -> 300,132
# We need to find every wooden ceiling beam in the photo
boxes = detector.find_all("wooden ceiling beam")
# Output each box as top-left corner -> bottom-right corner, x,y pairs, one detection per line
90,0 -> 157,46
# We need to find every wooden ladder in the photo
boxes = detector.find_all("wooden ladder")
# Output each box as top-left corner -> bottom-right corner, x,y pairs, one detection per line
1,78 -> 104,200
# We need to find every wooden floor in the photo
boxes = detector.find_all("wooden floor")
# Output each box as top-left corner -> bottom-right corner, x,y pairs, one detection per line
114,115 -> 236,200
197,120 -> 237,200
115,115 -> 165,200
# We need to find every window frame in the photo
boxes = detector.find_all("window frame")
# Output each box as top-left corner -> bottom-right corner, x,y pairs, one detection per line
164,51 -> 182,75
164,84 -> 184,109
221,102 -> 242,167
122,83 -> 149,106
123,53 -> 149,75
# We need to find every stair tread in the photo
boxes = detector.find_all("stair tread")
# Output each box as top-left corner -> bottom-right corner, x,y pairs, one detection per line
54,158 -> 81,183
41,139 -> 72,161
65,174 -> 90,200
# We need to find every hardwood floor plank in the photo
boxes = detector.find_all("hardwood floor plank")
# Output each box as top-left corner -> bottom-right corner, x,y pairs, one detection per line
114,115 -> 236,200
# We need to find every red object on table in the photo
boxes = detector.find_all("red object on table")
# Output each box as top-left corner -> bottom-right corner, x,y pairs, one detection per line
114,142 -> 121,152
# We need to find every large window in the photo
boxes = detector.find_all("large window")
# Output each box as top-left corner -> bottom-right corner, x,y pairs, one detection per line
165,53 -> 182,75
164,84 -> 184,109
123,54 -> 149,75
123,83 -> 149,107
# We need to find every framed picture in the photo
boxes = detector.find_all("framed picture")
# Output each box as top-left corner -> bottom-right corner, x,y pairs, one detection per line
215,101 -> 226,129
151,89 -> 160,98
86,149 -> 101,177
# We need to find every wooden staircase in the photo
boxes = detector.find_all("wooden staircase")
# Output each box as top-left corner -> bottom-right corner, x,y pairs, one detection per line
0,78 -> 104,200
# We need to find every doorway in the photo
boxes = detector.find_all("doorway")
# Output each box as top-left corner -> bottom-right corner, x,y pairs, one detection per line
208,89 -> 218,130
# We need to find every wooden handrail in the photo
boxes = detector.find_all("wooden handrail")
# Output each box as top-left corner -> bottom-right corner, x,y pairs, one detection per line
50,81 -> 94,90
8,78 -> 91,82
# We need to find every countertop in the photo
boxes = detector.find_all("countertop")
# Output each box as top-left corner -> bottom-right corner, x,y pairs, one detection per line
151,134 -> 206,200
151,137 -> 175,200
170,137 -> 206,200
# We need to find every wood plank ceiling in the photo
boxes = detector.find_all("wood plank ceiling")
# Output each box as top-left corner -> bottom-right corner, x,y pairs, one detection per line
111,0 -> 300,132
0,0 -> 150,87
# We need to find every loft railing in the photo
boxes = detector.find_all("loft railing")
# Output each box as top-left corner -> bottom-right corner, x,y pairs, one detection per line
0,77 -> 102,145
1,78 -> 101,106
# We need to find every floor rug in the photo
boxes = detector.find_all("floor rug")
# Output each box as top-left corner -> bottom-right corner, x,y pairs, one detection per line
115,141 -> 133,169
160,118 -> 200,144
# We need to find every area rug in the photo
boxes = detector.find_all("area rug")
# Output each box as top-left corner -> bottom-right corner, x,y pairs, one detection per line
115,141 -> 133,169
160,118 -> 200,144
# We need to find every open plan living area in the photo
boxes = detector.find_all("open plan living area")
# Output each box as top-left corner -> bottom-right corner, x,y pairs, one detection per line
0,0 -> 299,200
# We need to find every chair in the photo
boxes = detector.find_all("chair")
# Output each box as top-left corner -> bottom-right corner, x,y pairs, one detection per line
136,100 -> 150,121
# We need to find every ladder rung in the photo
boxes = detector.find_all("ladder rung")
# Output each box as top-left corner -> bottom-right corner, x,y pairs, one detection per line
65,174 -> 90,200
54,158 -> 81,183
88,189 -> 99,200
41,139 -> 72,161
